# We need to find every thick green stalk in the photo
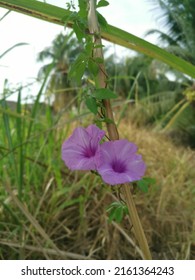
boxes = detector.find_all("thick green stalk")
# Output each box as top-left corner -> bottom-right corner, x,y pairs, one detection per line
1,0 -> 195,78
87,0 -> 152,260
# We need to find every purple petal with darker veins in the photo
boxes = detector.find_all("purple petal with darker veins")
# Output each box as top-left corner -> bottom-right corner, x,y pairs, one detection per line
97,140 -> 146,185
61,125 -> 105,171
86,124 -> 105,142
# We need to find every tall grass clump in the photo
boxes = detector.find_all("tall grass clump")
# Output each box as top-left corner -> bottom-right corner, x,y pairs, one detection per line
0,81 -> 81,259
0,80 -> 195,259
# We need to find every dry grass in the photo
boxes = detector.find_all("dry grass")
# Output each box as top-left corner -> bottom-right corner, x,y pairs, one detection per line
1,117 -> 195,260
119,120 -> 195,259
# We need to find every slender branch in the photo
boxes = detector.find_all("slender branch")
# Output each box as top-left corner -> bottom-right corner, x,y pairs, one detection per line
87,0 -> 152,260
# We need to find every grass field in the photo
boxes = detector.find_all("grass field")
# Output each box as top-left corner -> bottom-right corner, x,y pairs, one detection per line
0,90 -> 195,260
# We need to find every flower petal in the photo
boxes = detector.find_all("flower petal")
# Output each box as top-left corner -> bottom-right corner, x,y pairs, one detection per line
97,140 -> 146,185
61,125 -> 105,171
86,124 -> 105,140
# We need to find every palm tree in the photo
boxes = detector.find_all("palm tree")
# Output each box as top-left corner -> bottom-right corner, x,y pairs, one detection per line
105,52 -> 186,127
145,0 -> 195,146
146,0 -> 195,64
106,53 -> 156,98
37,32 -> 82,113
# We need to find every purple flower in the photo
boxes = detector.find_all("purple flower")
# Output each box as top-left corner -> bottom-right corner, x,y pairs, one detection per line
97,140 -> 146,185
61,124 -> 105,170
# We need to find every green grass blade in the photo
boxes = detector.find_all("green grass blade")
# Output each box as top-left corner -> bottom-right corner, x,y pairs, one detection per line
0,43 -> 28,59
0,0 -> 73,26
0,10 -> 11,21
117,72 -> 141,126
27,66 -> 52,139
157,98 -> 186,128
103,25 -> 195,78
1,99 -> 19,185
16,89 -> 24,199
162,101 -> 190,131
1,0 -> 195,78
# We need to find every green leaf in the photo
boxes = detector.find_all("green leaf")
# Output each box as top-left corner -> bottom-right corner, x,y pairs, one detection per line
94,57 -> 104,64
85,97 -> 98,114
69,53 -> 87,84
72,22 -> 84,42
114,206 -> 123,223
97,11 -> 108,29
106,201 -> 121,211
88,59 -> 99,76
137,177 -> 156,193
78,0 -> 88,18
108,208 -> 117,223
93,88 -> 117,99
143,177 -> 156,185
85,41 -> 94,55
137,180 -> 149,193
106,201 -> 128,223
97,0 -> 109,8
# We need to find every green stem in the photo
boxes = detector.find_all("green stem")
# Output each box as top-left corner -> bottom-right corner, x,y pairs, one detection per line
87,0 -> 152,260
87,0 -> 119,140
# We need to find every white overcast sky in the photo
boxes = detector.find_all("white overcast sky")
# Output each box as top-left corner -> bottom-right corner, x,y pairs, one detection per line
0,0 -> 160,101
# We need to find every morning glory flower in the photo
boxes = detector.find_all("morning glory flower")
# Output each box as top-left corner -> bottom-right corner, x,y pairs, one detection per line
61,124 -> 105,170
97,140 -> 146,185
